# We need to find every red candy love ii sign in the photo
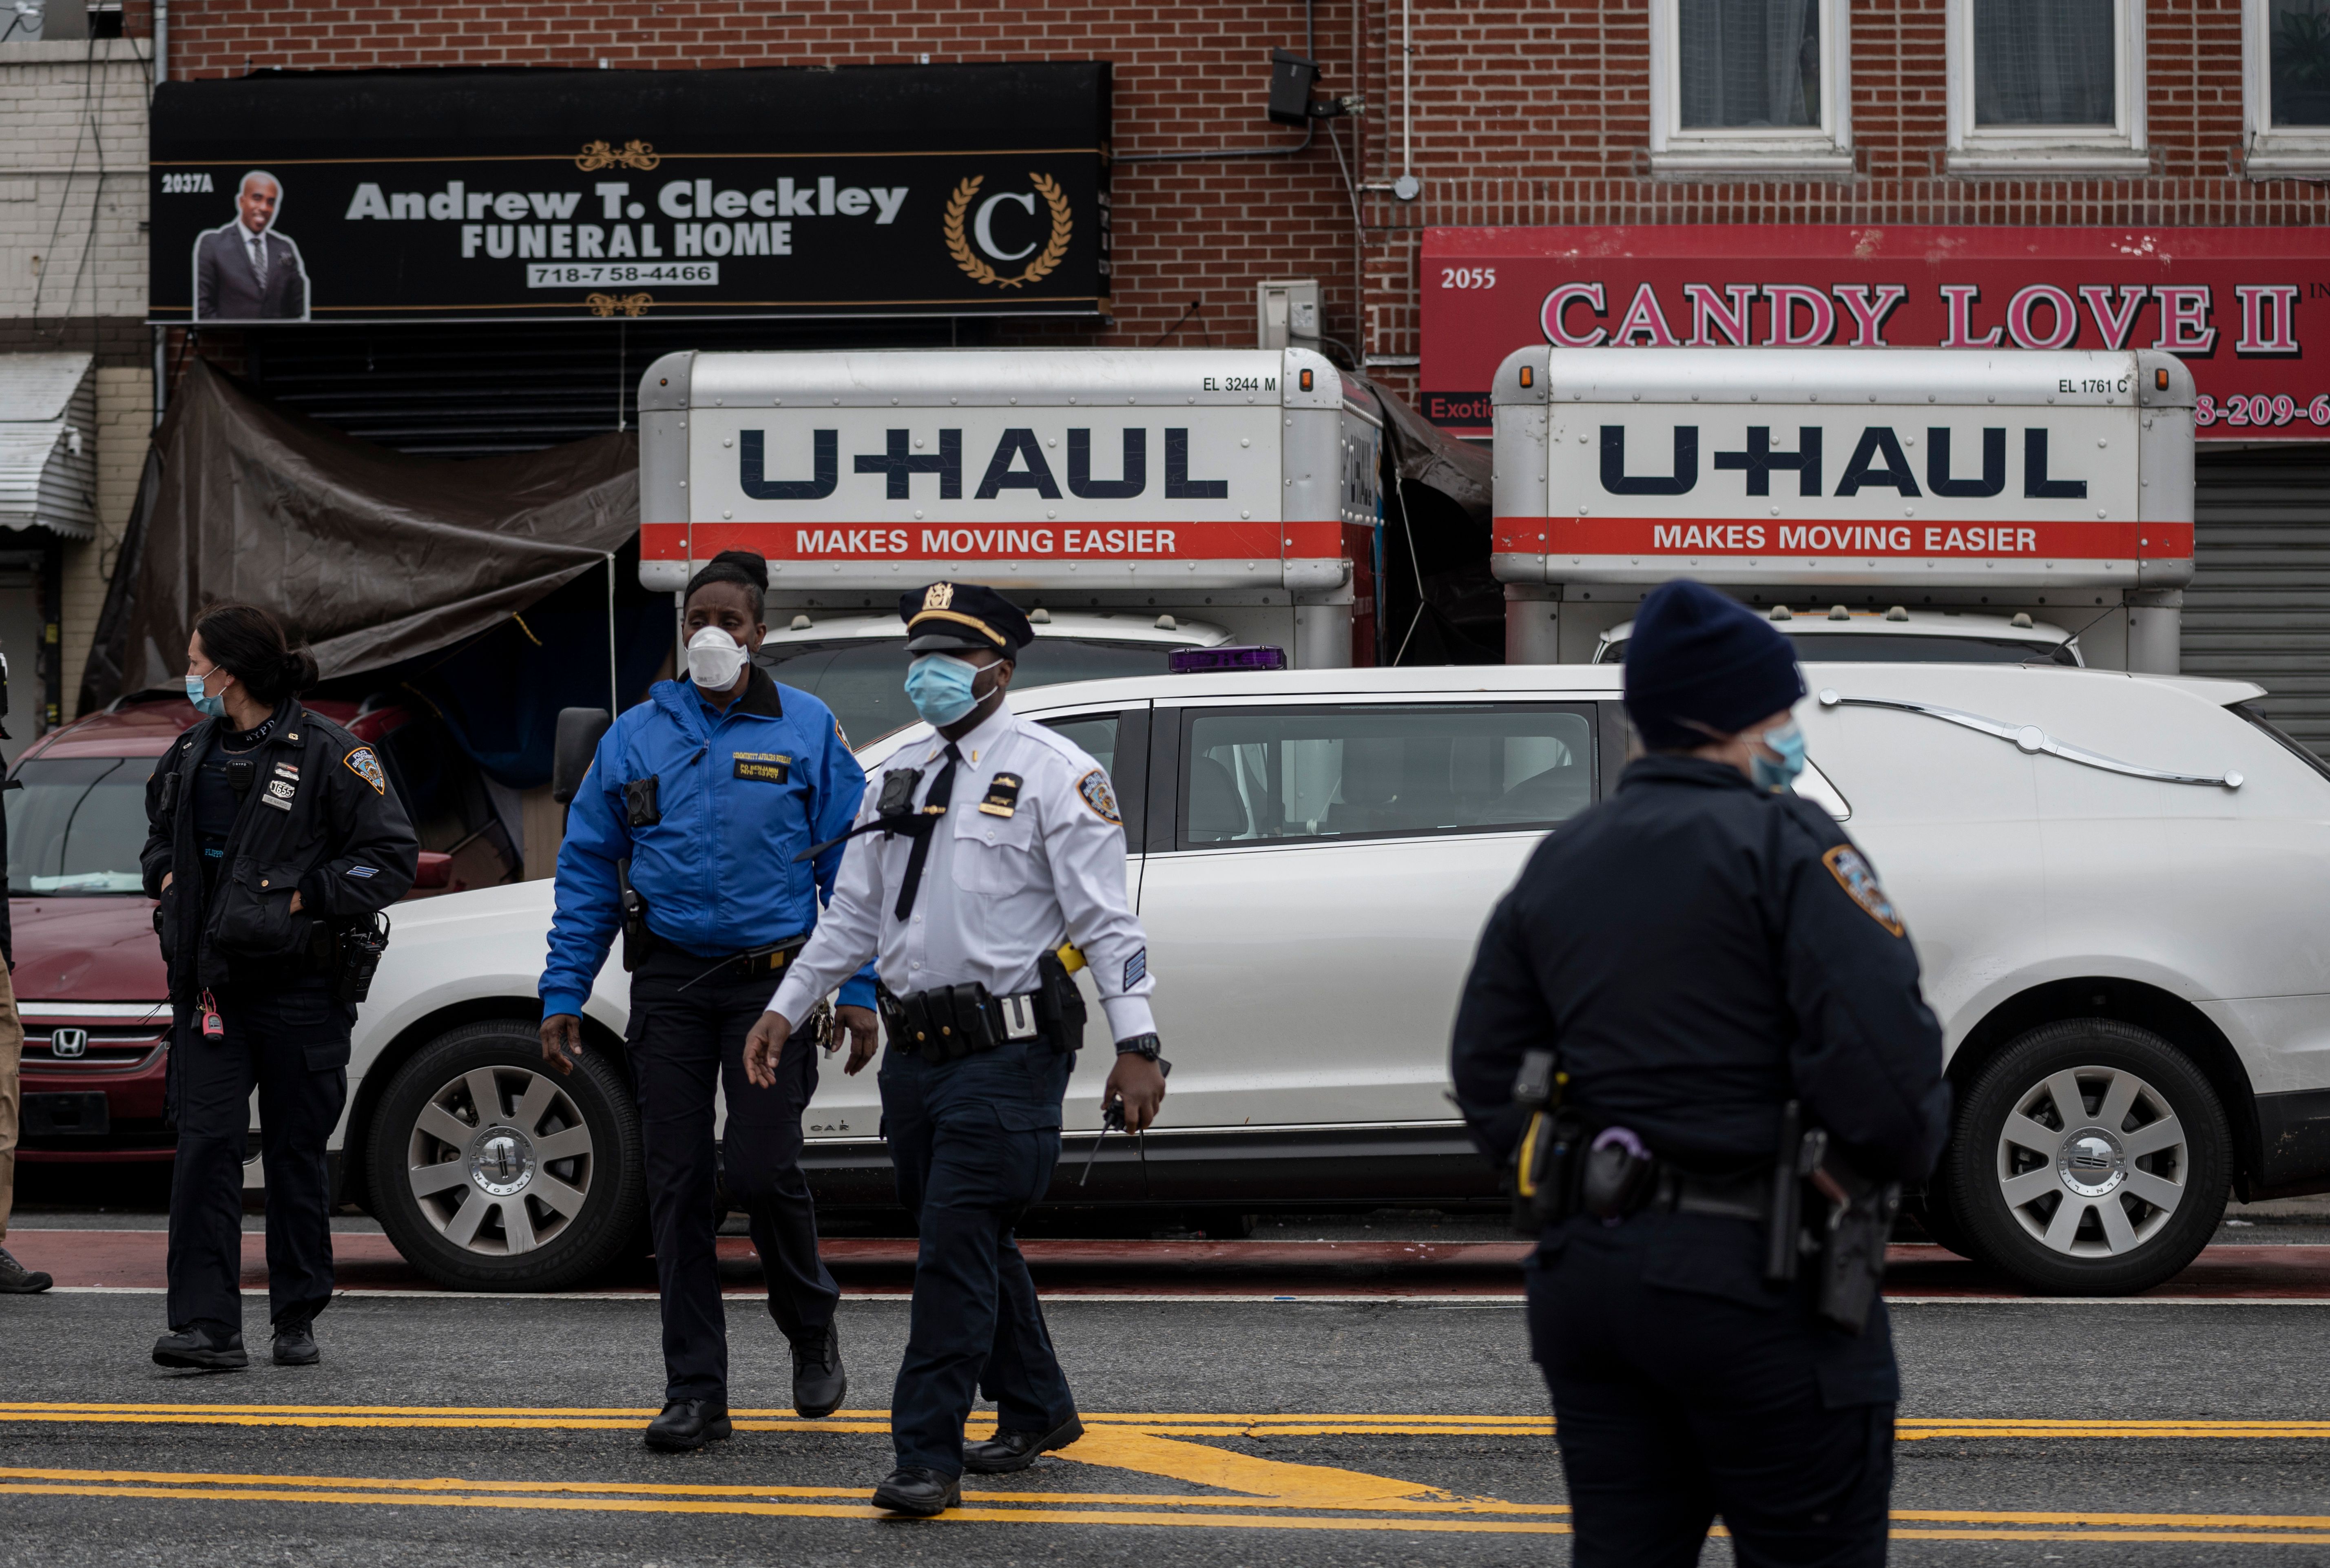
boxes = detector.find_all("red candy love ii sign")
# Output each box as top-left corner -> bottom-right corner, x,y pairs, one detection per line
1422,226 -> 2330,441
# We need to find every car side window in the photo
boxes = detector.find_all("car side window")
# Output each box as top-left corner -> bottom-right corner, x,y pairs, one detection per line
1039,707 -> 1149,854
1178,703 -> 1596,847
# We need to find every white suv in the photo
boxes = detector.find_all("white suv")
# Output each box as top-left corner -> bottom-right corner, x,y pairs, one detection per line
334,661 -> 2330,1297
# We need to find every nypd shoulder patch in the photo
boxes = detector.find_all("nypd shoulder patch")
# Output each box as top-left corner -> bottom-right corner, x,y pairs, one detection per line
344,746 -> 388,796
1821,845 -> 1904,938
1076,768 -> 1121,825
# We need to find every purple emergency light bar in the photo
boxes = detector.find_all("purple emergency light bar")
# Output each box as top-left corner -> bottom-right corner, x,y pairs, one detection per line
1168,645 -> 1289,674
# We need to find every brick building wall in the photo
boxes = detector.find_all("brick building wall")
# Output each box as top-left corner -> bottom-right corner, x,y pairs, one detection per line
0,35 -> 152,723
128,1 -> 2327,415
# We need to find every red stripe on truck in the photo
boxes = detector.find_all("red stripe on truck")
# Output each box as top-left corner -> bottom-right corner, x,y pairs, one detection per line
641,519 -> 1344,561
1493,518 -> 2194,561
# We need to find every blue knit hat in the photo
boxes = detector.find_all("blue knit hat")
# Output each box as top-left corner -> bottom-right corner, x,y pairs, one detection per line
1622,580 -> 1806,750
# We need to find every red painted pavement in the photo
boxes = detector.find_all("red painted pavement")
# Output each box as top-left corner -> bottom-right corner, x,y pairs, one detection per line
13,1230 -> 2330,1298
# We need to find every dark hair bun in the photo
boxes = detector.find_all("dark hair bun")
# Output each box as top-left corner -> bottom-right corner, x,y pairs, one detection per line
282,642 -> 321,692
707,549 -> 768,590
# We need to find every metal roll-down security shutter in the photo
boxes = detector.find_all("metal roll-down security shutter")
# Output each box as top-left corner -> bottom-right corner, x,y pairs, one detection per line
2186,445 -> 2330,756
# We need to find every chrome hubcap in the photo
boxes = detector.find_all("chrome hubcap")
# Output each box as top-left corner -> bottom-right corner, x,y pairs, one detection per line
407,1066 -> 594,1256
1996,1066 -> 2186,1258
467,1125 -> 537,1198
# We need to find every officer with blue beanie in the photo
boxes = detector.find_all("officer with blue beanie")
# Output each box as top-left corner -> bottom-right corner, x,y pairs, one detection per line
1450,579 -> 1950,1566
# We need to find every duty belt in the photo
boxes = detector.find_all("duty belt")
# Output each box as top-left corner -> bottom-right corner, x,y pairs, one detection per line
669,935 -> 806,981
881,980 -> 1047,1061
1650,1165 -> 1772,1224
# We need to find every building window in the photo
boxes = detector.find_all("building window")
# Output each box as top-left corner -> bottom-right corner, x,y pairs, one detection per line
1946,0 -> 2148,175
2246,0 -> 2330,175
1648,0 -> 1852,181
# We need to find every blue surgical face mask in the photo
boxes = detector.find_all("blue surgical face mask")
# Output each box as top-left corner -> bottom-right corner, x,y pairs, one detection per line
904,654 -> 983,728
1750,719 -> 1807,792
185,669 -> 228,719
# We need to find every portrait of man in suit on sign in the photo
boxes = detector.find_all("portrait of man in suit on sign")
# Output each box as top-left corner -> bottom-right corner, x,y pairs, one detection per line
192,170 -> 310,321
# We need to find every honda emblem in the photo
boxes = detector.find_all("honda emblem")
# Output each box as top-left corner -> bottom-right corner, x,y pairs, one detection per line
50,1027 -> 88,1059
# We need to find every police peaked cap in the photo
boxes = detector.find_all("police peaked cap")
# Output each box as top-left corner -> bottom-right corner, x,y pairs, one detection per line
900,582 -> 1035,655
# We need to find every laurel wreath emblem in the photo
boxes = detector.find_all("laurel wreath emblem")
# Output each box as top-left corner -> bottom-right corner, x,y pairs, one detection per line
943,173 -> 1073,290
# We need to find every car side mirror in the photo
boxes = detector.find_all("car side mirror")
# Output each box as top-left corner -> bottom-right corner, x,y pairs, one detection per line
553,707 -> 613,804
411,851 -> 454,890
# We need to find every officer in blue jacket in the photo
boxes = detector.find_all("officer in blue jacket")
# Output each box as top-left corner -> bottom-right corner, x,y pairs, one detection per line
539,549 -> 877,1451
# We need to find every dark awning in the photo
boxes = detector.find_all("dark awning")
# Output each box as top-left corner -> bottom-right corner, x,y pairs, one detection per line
82,358 -> 638,710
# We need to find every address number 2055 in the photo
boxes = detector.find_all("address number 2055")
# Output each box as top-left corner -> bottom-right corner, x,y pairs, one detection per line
1439,267 -> 1497,290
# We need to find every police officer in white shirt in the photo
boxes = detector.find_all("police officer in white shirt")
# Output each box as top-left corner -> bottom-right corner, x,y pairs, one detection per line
745,581 -> 1166,1519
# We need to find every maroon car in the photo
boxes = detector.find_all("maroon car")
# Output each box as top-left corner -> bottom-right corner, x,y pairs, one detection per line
8,695 -> 520,1168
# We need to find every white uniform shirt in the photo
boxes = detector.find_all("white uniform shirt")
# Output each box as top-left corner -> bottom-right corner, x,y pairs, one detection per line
768,699 -> 1157,1043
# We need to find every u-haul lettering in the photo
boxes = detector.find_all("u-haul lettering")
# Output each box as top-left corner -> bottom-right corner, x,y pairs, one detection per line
1551,408 -> 2140,530
691,409 -> 1278,525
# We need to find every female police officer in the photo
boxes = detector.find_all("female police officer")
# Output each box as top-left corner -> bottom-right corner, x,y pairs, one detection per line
1452,580 -> 1948,1566
539,549 -> 878,1451
145,602 -> 419,1371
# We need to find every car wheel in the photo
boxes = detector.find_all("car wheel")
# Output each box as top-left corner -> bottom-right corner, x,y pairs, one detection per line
1944,1020 -> 2228,1296
367,1020 -> 646,1292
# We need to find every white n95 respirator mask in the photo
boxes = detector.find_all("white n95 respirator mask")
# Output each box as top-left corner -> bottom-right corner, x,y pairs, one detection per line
686,626 -> 750,690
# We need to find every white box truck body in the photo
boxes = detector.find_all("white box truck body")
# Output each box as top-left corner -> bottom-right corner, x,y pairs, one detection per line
1491,346 -> 2196,671
637,348 -> 1385,667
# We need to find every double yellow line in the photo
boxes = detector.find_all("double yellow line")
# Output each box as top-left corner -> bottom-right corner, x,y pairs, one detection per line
6,1466 -> 2330,1541
11,1403 -> 2330,1442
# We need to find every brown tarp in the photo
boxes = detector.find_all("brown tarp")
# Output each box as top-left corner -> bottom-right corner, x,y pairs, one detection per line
81,360 -> 637,710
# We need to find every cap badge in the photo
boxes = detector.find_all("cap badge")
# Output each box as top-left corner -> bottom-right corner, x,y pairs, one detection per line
924,583 -> 956,611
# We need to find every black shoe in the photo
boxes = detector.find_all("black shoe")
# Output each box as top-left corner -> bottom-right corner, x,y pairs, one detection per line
644,1398 -> 732,1451
871,1466 -> 960,1517
272,1317 -> 319,1366
791,1322 -> 847,1418
152,1324 -> 248,1371
963,1414 -> 1086,1474
0,1246 -> 51,1294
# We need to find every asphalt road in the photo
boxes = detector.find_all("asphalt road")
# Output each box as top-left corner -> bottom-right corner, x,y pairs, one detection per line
7,1284 -> 2330,1564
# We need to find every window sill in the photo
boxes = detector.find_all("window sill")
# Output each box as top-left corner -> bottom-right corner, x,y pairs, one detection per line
1944,146 -> 2151,179
2246,144 -> 2330,180
1646,148 -> 1856,184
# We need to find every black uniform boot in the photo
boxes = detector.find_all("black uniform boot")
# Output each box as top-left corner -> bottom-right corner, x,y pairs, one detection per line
644,1398 -> 733,1451
792,1321 -> 847,1418
152,1324 -> 249,1371
272,1317 -> 320,1366
871,1466 -> 960,1517
0,1245 -> 52,1293
963,1414 -> 1085,1474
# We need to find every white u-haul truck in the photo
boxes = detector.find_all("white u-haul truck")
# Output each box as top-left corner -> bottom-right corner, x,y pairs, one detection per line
636,348 -> 1385,667
1491,346 -> 2196,672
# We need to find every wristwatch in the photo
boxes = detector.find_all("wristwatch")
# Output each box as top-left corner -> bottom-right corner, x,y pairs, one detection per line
1115,1032 -> 1172,1075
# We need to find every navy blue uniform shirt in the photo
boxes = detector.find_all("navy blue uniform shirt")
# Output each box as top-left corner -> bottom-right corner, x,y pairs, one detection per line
1451,753 -> 1950,1180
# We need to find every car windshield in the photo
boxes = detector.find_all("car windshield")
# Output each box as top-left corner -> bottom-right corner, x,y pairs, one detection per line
1598,633 -> 2076,666
758,637 -> 1182,747
7,756 -> 157,896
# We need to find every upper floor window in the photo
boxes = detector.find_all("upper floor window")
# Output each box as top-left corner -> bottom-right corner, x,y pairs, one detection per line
2245,0 -> 2330,175
1947,0 -> 2148,175
1649,0 -> 1852,181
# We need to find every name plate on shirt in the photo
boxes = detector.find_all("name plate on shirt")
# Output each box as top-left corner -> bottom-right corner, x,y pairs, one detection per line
734,752 -> 791,784
978,773 -> 1023,818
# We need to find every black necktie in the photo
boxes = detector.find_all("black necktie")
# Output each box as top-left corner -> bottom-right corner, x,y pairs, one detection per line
894,743 -> 959,921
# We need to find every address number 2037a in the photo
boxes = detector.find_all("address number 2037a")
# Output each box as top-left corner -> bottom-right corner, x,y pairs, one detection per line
1440,267 -> 1497,290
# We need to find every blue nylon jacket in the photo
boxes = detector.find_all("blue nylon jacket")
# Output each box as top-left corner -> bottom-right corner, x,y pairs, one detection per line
539,668 -> 876,1019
